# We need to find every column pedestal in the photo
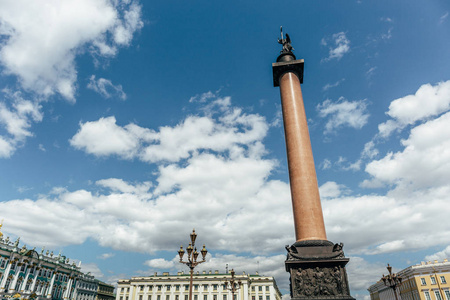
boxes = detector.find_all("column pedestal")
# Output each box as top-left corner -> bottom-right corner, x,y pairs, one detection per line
285,240 -> 353,300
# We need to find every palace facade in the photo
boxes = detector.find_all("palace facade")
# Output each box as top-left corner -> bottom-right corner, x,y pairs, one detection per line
0,225 -> 111,300
116,271 -> 281,300
368,260 -> 450,300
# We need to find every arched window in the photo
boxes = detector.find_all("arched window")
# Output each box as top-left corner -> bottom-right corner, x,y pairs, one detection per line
15,277 -> 24,291
25,279 -> 32,291
57,286 -> 62,299
5,277 -> 12,290
35,280 -> 41,293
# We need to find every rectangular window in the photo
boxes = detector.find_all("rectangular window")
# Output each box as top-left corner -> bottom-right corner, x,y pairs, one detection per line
266,297 -> 269,300
424,291 -> 431,300
204,295 -> 208,300
444,290 -> 450,300
140,296 -> 143,300
251,287 -> 255,291
157,296 -> 161,300
166,285 -> 171,291
149,286 -> 153,291
140,286 -> 144,291
158,286 -> 162,291
213,285 -> 218,291
194,285 -> 198,291
0,258 -> 5,268
441,276 -> 447,284
431,277 -> 437,285
259,296 -> 262,300
194,296 -> 198,300
421,278 -> 427,285
252,297 -> 255,300
176,285 -> 180,291
176,296 -> 179,300
185,296 -> 188,300
223,295 -> 227,300
213,295 -> 217,300
166,295 -> 170,300
259,287 -> 262,292
435,291 -> 443,300
148,296 -> 151,300
185,285 -> 189,291
266,287 -> 269,292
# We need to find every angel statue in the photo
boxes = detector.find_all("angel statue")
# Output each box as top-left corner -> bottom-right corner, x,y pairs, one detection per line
278,26 -> 294,54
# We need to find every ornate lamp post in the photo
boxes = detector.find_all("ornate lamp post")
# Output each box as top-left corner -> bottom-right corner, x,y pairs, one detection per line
224,269 -> 241,300
178,229 -> 208,300
381,264 -> 403,300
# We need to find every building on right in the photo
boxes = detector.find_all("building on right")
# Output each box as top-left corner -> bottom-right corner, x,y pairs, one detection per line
368,260 -> 450,300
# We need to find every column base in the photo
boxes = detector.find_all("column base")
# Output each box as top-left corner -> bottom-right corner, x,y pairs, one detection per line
285,240 -> 355,300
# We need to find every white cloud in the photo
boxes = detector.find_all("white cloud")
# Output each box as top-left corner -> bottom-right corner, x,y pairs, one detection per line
425,246 -> 450,262
440,12 -> 449,24
0,90 -> 43,157
70,116 -> 156,159
367,111 -> 450,189
322,78 -> 345,91
96,178 -> 152,194
345,257 -> 387,292
2,98 -> 293,255
0,0 -> 142,101
381,28 -> 393,40
81,262 -> 105,279
145,258 -> 175,270
366,67 -> 377,79
98,253 -> 115,260
322,32 -> 350,62
70,97 -> 269,164
319,181 -> 348,199
189,91 -> 216,103
317,98 -> 369,134
320,158 -> 332,170
378,81 -> 450,138
87,75 -> 127,100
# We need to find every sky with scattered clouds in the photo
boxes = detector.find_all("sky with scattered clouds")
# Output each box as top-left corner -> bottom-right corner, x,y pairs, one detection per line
1,1 -> 450,299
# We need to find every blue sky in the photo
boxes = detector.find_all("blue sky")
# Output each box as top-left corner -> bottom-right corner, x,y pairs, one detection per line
1,0 -> 450,299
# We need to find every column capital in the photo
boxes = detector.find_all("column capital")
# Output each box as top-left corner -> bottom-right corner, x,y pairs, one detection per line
272,59 -> 304,87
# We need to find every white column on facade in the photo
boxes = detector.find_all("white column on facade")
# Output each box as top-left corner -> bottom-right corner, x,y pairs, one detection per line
0,259 -> 13,291
30,270 -> 39,292
10,262 -> 21,292
47,271 -> 57,297
64,278 -> 74,299
22,263 -> 32,292
269,285 -> 275,300
242,282 -> 249,300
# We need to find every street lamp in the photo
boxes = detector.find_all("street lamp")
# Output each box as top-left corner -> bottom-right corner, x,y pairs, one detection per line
178,229 -> 208,300
224,269 -> 241,300
381,264 -> 403,300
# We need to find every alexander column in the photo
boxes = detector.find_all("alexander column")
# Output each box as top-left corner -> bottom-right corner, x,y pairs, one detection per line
272,28 -> 354,300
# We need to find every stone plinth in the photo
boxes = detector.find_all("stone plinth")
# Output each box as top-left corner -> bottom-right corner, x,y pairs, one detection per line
285,241 -> 354,300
